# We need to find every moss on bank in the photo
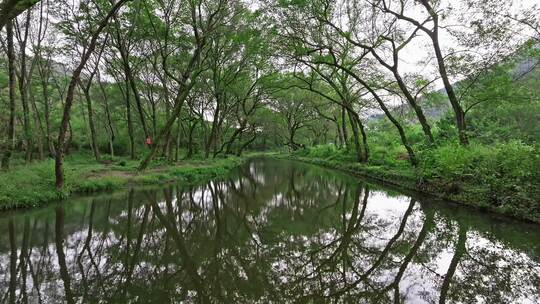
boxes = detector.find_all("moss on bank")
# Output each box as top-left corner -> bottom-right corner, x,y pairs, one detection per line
274,154 -> 540,224
0,155 -> 246,210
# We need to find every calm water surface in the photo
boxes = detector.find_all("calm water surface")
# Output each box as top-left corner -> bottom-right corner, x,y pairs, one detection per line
0,158 -> 539,303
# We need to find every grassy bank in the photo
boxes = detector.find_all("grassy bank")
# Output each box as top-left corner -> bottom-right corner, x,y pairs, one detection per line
274,144 -> 540,223
0,154 -> 247,211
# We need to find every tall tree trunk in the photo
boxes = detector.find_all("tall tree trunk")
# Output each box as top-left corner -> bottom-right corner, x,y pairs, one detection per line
393,71 -> 434,143
124,80 -> 135,159
43,76 -> 55,156
431,34 -> 469,146
341,106 -> 349,150
80,36 -> 108,162
1,21 -> 16,170
289,128 -> 300,151
30,92 -> 45,160
348,110 -> 364,163
175,118 -> 181,162
223,125 -> 245,156
113,13 -> 150,140
356,116 -> 369,162
38,58 -> 55,156
98,76 -> 115,157
205,102 -> 220,159
374,96 -> 417,166
55,0 -> 131,189
368,47 -> 435,144
17,10 -> 33,162
335,118 -> 344,148
80,81 -> 100,161
419,0 -> 469,146
117,41 -> 149,139
162,102 -> 171,159
65,121 -> 73,154
186,120 -> 197,159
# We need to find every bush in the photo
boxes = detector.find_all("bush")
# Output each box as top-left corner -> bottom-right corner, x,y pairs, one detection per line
293,144 -> 337,159
420,140 -> 538,184
368,144 -> 408,168
419,142 -> 492,179
491,140 -> 536,179
306,144 -> 338,158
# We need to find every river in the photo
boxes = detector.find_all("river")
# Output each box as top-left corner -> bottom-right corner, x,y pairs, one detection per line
0,158 -> 539,303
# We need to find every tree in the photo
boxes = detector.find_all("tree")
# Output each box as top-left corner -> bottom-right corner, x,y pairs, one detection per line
314,0 -> 435,144
55,0 -> 132,189
138,0 -> 233,170
1,20 -> 16,169
271,0 -> 418,165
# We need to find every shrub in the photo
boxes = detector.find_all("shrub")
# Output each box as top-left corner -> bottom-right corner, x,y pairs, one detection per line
307,144 -> 338,159
491,140 -> 536,179
293,144 -> 337,159
420,140 -> 538,183
419,142 -> 493,180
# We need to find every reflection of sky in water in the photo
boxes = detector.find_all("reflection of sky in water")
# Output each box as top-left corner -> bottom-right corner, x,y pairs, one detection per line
0,159 -> 538,303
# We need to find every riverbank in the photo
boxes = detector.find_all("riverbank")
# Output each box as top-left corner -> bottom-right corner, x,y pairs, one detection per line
0,154 -> 247,211
273,154 -> 540,224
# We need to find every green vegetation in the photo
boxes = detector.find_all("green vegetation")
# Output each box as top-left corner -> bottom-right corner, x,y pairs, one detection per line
0,154 -> 246,210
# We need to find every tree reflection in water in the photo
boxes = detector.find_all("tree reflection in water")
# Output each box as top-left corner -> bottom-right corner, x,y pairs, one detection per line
0,159 -> 539,303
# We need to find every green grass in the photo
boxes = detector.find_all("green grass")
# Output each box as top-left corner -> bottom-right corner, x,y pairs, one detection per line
0,154 -> 247,210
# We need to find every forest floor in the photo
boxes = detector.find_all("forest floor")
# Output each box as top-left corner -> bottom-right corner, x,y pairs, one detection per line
0,154 -> 247,211
274,154 -> 540,224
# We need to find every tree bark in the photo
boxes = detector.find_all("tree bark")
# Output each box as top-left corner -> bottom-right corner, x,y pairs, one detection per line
205,101 -> 221,158
39,63 -> 55,156
16,10 -> 33,162
1,21 -> 16,170
237,130 -> 257,156
341,106 -> 349,150
186,119 -> 198,158
356,115 -> 369,162
80,80 -> 100,161
30,88 -> 45,160
98,76 -> 115,156
348,110 -> 363,162
123,79 -> 135,159
116,37 -> 150,139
